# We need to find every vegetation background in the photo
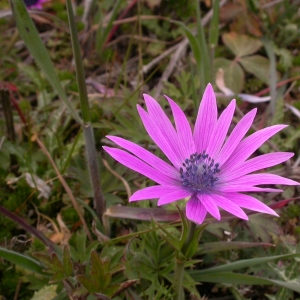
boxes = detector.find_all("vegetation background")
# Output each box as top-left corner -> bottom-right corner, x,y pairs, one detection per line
0,0 -> 300,299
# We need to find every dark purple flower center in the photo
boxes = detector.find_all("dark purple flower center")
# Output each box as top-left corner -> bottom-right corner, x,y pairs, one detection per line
180,151 -> 220,191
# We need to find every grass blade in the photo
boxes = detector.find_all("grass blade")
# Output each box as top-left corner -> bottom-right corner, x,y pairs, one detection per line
10,0 -> 82,124
66,0 -> 105,220
189,252 -> 300,274
208,0 -> 220,69
0,246 -> 47,276
96,0 -> 122,53
195,0 -> 210,92
189,271 -> 300,293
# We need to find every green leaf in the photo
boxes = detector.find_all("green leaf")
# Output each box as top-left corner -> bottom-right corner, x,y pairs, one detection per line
209,0 -> 220,47
95,0 -> 122,53
223,32 -> 262,57
90,250 -> 105,290
195,0 -> 210,88
239,55 -> 273,84
155,221 -> 182,251
31,285 -> 58,300
110,280 -> 139,297
190,252 -> 300,274
247,214 -> 282,242
66,0 -> 90,123
63,245 -> 73,277
109,263 -> 124,275
10,0 -> 81,124
50,270 -> 65,283
51,253 -> 64,272
103,273 -> 112,289
198,241 -> 274,254
175,21 -> 201,67
176,206 -> 189,244
189,272 -> 300,293
77,275 -> 98,293
214,58 -> 244,93
184,224 -> 207,259
0,247 -> 46,276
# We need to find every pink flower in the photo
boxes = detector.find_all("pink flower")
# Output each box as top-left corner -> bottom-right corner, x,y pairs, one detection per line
104,84 -> 298,224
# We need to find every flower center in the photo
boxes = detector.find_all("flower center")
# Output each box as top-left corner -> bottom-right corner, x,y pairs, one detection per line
180,151 -> 220,191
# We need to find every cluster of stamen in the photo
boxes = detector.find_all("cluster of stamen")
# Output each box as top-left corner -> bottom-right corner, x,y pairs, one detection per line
180,151 -> 220,191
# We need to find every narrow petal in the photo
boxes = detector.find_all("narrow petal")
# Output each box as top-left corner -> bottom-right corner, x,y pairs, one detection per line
137,106 -> 182,168
200,194 -> 221,220
186,194 -> 207,224
130,185 -> 179,201
210,193 -> 248,220
143,94 -> 185,161
206,99 -> 236,158
165,96 -> 196,158
215,108 -> 257,166
221,125 -> 288,170
224,174 -> 299,186
220,152 -> 294,181
224,192 -> 279,216
215,185 -> 283,193
107,136 -> 178,178
157,189 -> 191,206
103,146 -> 179,185
193,84 -> 218,153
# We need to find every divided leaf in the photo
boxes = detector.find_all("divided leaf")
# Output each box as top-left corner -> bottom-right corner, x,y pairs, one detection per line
214,58 -> 244,93
223,32 -> 262,57
239,55 -> 274,84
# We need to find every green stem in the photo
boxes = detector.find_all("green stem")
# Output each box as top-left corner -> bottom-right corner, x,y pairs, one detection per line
66,0 -> 106,220
173,221 -> 197,299
83,125 -> 105,219
173,257 -> 185,300
66,0 -> 90,123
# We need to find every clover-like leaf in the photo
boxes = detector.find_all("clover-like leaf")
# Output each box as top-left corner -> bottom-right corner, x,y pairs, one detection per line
223,32 -> 262,57
239,55 -> 274,84
214,58 -> 244,93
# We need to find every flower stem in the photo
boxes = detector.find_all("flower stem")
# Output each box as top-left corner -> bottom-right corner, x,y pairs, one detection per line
173,221 -> 197,299
173,257 -> 185,300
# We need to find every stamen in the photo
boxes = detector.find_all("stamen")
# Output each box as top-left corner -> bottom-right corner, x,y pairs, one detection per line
180,151 -> 220,191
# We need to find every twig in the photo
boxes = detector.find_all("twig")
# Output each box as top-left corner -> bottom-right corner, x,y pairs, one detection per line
35,136 -> 93,242
102,159 -> 132,199
13,279 -> 22,300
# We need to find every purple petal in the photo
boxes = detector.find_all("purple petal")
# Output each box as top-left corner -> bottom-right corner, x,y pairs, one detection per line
157,189 -> 191,205
193,84 -> 218,154
165,96 -> 196,158
130,185 -> 180,201
215,108 -> 257,166
215,185 -> 283,193
222,192 -> 279,216
220,152 -> 294,181
206,99 -> 236,158
143,94 -> 185,161
186,194 -> 207,224
224,174 -> 299,186
200,194 -> 221,220
221,125 -> 288,170
137,106 -> 182,168
103,146 -> 179,185
210,193 -> 248,220
107,136 -> 178,179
